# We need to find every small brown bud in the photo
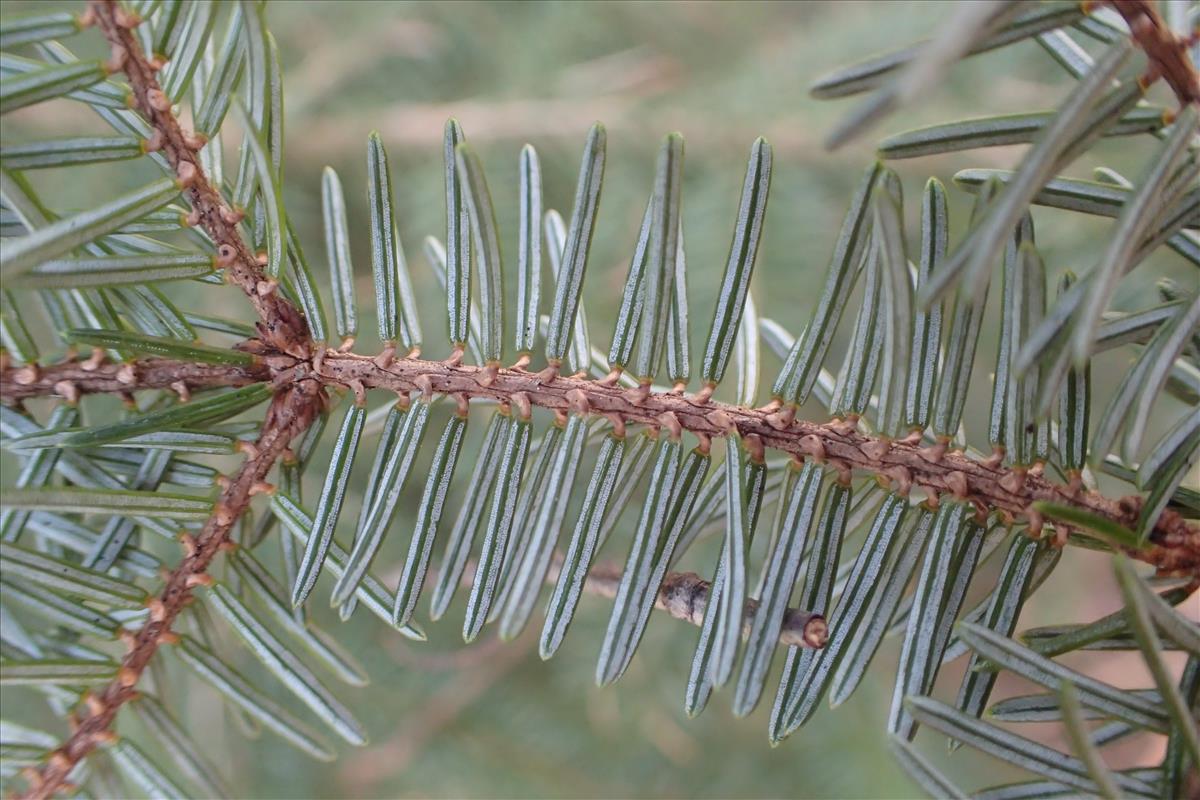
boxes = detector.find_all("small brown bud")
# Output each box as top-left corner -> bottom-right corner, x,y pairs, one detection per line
19,766 -> 45,790
803,616 -> 829,649
117,667 -> 139,688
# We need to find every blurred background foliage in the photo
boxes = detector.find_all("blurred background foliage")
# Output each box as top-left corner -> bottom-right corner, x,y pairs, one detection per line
3,1 -> 1193,797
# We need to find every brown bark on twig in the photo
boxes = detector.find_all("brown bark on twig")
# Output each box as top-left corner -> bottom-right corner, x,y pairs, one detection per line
308,350 -> 1200,576
16,3 -> 323,797
11,1 -> 1200,795
86,0 -> 313,358
1106,0 -> 1200,108
0,356 -> 269,404
17,380 -> 323,800
5,348 -> 1198,576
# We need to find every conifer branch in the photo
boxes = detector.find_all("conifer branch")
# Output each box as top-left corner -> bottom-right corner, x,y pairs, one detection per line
5,349 -> 1195,575
84,0 -> 315,359
573,560 -> 829,649
0,354 -> 269,404
5,4 -> 1198,796
16,380 -> 323,800
310,350 -> 1200,577
1106,0 -> 1200,108
14,6 -> 325,795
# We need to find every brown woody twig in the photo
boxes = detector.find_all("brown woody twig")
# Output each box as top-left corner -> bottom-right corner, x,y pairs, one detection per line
19,381 -> 322,800
0,355 -> 269,404
5,349 -> 1198,575
85,0 -> 313,358
16,2 -> 322,797
9,1 -> 1200,796
1105,0 -> 1200,108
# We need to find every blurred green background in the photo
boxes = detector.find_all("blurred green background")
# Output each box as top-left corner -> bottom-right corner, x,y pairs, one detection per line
4,1 -> 1194,797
